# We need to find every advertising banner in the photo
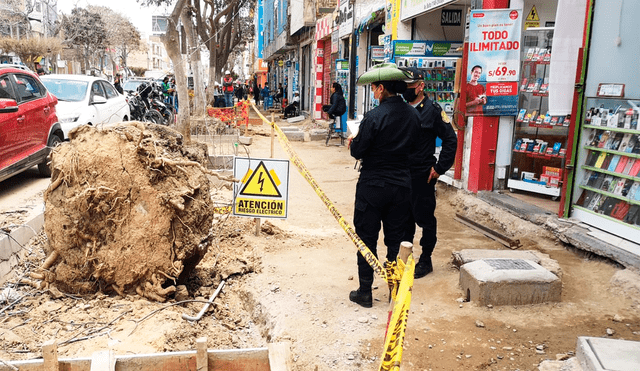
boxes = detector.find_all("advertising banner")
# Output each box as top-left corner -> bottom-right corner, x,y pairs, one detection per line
400,0 -> 459,22
338,0 -> 354,39
467,9 -> 522,116
392,40 -> 463,59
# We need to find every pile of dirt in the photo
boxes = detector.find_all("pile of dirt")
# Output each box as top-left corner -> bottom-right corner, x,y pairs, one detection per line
40,123 -> 215,302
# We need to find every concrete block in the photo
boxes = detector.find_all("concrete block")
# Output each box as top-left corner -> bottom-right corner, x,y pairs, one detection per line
283,131 -> 305,141
279,126 -> 300,132
577,336 -> 640,371
452,249 -> 541,267
208,155 -> 234,170
453,249 -> 563,278
0,259 -> 13,281
309,130 -> 326,141
460,258 -> 561,306
286,116 -> 305,123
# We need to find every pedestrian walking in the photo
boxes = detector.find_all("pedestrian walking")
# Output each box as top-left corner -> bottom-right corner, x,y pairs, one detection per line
400,67 -> 458,278
261,83 -> 271,110
223,70 -> 234,107
348,63 -> 420,308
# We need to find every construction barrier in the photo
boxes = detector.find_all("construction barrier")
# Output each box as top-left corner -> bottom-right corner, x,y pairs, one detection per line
206,100 -> 250,129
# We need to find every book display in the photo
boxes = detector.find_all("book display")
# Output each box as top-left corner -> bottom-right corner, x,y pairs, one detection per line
508,28 -> 568,199
572,97 -> 640,241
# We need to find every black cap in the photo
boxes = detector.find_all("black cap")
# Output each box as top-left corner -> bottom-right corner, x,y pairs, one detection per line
401,67 -> 425,82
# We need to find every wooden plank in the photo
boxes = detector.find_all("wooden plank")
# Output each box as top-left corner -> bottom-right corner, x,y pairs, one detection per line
42,339 -> 59,371
267,342 -> 292,371
0,348 -> 271,371
90,350 -> 114,371
196,338 -> 207,371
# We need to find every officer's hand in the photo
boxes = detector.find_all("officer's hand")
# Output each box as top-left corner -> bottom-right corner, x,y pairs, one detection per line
347,135 -> 354,149
428,167 -> 440,183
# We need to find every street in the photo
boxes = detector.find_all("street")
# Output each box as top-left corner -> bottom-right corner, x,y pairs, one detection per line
0,119 -> 638,370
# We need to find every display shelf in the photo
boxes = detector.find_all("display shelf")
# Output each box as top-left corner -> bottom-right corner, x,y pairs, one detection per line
571,96 -> 640,238
509,28 -> 564,199
583,124 -> 639,135
508,178 -> 561,197
582,165 -> 640,182
583,146 -> 640,159
578,185 -> 640,206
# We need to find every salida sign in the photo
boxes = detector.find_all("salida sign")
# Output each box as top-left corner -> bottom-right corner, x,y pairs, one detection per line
467,9 -> 522,116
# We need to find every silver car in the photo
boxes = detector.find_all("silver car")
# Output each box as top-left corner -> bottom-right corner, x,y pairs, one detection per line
40,74 -> 131,139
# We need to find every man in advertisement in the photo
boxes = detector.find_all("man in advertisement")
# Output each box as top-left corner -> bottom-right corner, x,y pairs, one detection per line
466,65 -> 486,115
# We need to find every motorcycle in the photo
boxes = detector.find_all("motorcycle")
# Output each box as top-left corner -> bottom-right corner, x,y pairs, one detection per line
148,83 -> 176,125
126,91 -> 164,125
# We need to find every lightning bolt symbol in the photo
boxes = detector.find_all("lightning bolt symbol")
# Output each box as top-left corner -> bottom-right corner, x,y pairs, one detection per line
258,172 -> 265,192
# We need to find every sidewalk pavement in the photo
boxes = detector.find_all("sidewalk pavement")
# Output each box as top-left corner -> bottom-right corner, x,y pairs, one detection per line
474,190 -> 640,270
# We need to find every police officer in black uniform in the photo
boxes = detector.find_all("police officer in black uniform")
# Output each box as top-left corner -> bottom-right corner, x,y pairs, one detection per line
348,64 -> 420,308
400,67 -> 458,278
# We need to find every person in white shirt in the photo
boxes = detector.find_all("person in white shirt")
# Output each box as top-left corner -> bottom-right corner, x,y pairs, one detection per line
284,91 -> 300,117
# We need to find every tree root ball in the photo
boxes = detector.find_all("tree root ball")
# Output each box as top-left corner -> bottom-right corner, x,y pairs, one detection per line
43,122 -> 214,301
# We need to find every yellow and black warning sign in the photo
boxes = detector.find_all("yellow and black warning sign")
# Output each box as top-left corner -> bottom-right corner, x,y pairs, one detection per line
524,5 -> 540,29
233,158 -> 290,218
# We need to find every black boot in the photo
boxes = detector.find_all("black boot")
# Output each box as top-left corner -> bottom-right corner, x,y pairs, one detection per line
414,256 -> 433,279
349,289 -> 372,308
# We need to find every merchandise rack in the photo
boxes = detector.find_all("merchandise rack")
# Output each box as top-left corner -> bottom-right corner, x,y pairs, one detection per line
571,96 -> 640,242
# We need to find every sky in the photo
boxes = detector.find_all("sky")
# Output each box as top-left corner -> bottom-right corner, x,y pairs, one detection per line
56,0 -> 172,37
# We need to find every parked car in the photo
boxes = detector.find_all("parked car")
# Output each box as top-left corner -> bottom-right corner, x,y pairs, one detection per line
0,67 -> 63,183
40,74 -> 130,139
122,78 -> 150,94
0,64 -> 33,73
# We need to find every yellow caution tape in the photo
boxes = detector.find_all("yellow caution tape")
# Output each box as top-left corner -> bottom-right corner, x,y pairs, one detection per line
379,255 -> 415,371
249,103 -> 388,282
213,205 -> 232,214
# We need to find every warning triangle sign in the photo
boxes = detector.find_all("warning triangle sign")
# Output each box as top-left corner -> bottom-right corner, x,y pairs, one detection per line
526,5 -> 539,21
239,161 -> 282,197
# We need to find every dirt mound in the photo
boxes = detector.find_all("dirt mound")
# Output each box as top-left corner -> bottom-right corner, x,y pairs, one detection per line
41,122 -> 214,301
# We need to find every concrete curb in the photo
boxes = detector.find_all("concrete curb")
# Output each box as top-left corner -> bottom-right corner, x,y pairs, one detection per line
0,205 -> 45,283
475,191 -> 640,270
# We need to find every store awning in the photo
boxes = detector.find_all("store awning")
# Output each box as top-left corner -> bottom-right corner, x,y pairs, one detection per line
356,6 -> 385,35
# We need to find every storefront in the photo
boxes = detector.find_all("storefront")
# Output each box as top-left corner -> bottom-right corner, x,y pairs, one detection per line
314,15 -> 333,121
569,0 -> 639,242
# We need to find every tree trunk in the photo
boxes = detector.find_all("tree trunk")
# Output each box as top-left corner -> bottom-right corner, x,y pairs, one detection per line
181,7 -> 205,116
161,0 -> 190,142
207,37 -> 217,106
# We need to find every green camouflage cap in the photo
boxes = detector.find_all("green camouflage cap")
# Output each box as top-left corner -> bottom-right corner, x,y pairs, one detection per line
356,63 -> 412,86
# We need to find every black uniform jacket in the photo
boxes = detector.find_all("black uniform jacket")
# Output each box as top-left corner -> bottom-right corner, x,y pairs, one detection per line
350,95 -> 421,188
411,98 -> 458,175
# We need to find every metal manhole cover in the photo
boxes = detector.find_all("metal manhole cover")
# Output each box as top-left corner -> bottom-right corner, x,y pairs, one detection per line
485,259 -> 535,270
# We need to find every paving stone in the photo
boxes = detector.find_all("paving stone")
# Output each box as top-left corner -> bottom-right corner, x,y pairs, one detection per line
577,336 -> 640,371
459,258 -> 561,306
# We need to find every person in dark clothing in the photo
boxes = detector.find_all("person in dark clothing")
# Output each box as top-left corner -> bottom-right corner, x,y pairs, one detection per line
322,82 -> 347,137
348,63 -> 420,308
253,78 -> 260,106
114,73 -> 124,94
400,67 -> 458,278
235,84 -> 244,101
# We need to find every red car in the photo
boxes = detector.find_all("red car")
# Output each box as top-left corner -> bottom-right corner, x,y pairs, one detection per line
0,67 -> 62,183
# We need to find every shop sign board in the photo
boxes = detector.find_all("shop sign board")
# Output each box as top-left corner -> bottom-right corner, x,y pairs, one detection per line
392,40 -> 463,59
331,30 -> 339,54
441,9 -> 462,26
400,0 -> 459,22
338,0 -> 354,39
467,9 -> 522,116
370,46 -> 385,60
233,158 -> 290,219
